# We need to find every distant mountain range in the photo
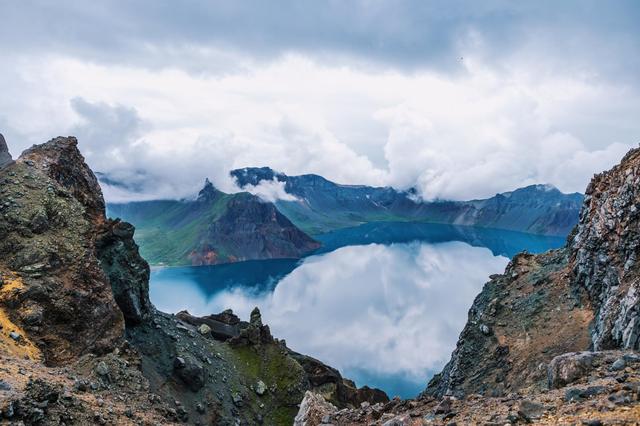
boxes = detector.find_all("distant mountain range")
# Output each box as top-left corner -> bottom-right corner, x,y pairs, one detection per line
106,168 -> 582,266
231,167 -> 583,236
107,179 -> 319,266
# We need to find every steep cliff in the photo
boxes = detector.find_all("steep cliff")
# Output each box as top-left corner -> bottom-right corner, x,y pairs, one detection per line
571,148 -> 640,351
0,136 -> 384,425
107,180 -> 320,266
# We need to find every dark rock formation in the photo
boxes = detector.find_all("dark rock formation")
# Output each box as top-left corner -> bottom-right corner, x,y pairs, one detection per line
290,351 -> 389,408
196,177 -> 222,202
176,309 -> 240,340
0,134 -> 13,169
0,137 -> 124,364
96,219 -> 152,325
193,192 -> 321,265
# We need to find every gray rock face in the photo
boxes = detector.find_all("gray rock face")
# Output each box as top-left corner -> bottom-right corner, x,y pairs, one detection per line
0,134 -> 13,169
570,148 -> 640,350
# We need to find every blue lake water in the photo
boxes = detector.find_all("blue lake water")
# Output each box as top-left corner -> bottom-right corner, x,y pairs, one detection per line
150,222 -> 565,399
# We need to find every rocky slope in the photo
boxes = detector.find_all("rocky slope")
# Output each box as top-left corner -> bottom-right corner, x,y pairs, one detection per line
231,167 -> 582,236
294,147 -> 640,425
296,351 -> 640,425
107,179 -> 320,266
0,135 -> 385,425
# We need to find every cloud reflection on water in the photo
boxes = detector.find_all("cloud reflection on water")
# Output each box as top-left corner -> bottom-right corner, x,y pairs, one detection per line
151,241 -> 508,397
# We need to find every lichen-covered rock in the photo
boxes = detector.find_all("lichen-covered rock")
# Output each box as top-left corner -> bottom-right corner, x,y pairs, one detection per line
20,137 -> 105,219
0,137 -> 124,364
547,351 -> 597,389
570,147 -> 640,350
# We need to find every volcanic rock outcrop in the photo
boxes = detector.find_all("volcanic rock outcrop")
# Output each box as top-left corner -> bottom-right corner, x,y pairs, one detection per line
0,136 -> 386,425
0,136 -> 124,365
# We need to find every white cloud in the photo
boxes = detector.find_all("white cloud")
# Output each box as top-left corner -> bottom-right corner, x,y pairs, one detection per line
241,179 -> 298,202
0,53 -> 638,202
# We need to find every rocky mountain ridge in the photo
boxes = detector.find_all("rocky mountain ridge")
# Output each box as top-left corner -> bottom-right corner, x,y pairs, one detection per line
231,166 -> 583,236
0,135 -> 385,424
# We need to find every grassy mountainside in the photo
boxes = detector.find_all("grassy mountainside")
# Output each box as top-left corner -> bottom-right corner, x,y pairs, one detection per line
107,180 -> 319,266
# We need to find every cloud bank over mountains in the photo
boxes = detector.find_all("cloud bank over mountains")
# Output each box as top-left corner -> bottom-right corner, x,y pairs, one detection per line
1,1 -> 638,201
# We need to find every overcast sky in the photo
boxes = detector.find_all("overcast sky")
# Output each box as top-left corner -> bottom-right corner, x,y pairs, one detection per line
1,1 -> 639,201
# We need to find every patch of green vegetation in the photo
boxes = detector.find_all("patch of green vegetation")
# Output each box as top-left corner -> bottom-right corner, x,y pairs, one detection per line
270,406 -> 300,425
232,344 -> 304,393
230,344 -> 306,425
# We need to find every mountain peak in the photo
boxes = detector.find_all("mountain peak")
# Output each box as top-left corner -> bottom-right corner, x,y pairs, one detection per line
19,136 -> 106,219
197,177 -> 221,202
230,166 -> 286,187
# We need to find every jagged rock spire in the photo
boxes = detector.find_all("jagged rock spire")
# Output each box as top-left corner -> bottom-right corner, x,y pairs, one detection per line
0,133 -> 13,169
197,177 -> 220,202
